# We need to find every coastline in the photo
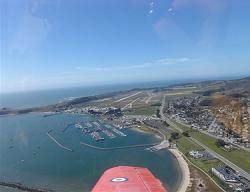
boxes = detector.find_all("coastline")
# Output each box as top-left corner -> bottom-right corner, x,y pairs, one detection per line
169,148 -> 190,192
133,126 -> 190,192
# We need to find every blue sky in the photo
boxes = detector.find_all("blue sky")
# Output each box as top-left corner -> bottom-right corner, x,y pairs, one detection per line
1,0 -> 250,93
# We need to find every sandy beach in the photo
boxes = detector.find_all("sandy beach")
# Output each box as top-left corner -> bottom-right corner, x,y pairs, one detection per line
169,148 -> 190,192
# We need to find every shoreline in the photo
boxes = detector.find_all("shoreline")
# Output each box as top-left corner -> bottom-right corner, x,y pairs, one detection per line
133,126 -> 190,192
169,148 -> 190,192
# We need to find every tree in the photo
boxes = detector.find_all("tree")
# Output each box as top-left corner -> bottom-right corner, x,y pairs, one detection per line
156,109 -> 161,118
182,131 -> 190,137
171,132 -> 180,140
216,139 -> 226,147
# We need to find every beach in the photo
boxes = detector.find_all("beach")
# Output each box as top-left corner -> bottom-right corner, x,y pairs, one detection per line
169,148 -> 190,192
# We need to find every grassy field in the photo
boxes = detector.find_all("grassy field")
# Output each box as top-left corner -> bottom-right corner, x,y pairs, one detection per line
190,131 -> 250,173
174,136 -> 228,190
134,120 -> 228,190
136,125 -> 166,139
171,120 -> 250,173
175,136 -> 202,153
124,105 -> 158,116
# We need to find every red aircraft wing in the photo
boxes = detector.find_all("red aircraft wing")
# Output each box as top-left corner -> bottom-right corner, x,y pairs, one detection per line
91,166 -> 167,192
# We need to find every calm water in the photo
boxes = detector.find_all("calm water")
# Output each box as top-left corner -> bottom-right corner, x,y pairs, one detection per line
0,113 -> 181,192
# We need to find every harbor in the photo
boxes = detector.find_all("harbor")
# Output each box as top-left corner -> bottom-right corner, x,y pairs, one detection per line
74,121 -> 126,141
0,112 -> 180,192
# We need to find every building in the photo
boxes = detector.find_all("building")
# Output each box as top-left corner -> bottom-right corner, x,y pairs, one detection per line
211,166 -> 238,183
189,150 -> 203,158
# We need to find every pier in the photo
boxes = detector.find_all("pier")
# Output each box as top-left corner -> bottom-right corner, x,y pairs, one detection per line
112,128 -> 126,136
47,131 -> 73,152
102,130 -> 116,138
90,132 -> 104,141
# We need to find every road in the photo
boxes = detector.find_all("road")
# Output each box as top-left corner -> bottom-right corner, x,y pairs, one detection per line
160,95 -> 250,180
177,118 -> 250,153
160,95 -> 183,133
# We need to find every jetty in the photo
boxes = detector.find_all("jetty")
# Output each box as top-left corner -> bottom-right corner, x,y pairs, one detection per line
62,123 -> 74,132
42,112 -> 57,118
0,181 -> 55,192
145,140 -> 170,152
47,131 -> 73,152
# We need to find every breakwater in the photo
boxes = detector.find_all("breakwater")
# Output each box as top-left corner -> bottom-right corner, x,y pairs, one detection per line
0,181 -> 55,192
80,141 -> 159,150
47,131 -> 73,152
61,123 -> 74,132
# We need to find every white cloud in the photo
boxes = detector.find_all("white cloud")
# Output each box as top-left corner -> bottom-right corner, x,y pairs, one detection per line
127,63 -> 152,69
149,1 -> 154,14
74,57 -> 194,72
156,57 -> 192,65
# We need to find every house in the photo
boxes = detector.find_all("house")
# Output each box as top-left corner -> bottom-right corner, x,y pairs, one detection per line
189,150 -> 203,158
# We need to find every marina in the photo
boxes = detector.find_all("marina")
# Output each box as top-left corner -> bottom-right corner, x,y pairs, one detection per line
104,124 -> 127,136
71,121 -> 128,141
102,130 -> 116,139
90,132 -> 104,141
112,128 -> 127,136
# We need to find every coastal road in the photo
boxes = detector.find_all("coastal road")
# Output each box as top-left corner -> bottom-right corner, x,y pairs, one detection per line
160,95 -> 250,180
177,118 -> 250,153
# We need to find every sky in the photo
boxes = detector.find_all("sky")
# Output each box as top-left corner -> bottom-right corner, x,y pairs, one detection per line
1,0 -> 250,93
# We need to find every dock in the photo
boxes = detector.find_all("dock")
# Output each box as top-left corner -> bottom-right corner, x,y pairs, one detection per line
90,132 -> 104,141
86,123 -> 93,128
112,128 -> 126,136
75,123 -> 83,129
102,130 -> 116,139
92,121 -> 100,127
47,131 -> 73,152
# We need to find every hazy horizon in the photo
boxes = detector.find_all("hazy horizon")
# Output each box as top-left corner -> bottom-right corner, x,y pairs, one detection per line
1,74 -> 248,95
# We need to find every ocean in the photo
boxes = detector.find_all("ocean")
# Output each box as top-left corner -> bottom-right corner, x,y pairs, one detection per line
0,80 -> 185,109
